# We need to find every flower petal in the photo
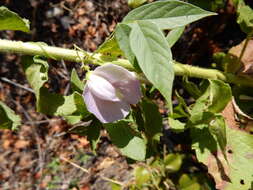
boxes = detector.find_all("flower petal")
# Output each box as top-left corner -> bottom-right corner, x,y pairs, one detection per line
94,64 -> 142,104
114,79 -> 142,104
87,73 -> 121,102
83,86 -> 130,123
94,64 -> 137,84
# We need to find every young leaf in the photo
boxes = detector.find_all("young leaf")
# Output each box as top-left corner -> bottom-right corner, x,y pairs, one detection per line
0,6 -> 30,33
166,26 -> 185,48
0,101 -> 21,130
130,20 -> 174,110
115,23 -> 135,64
123,0 -> 216,30
104,121 -> 146,161
70,69 -> 84,93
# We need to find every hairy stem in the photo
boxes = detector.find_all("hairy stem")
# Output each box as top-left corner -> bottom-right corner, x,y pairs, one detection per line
0,39 -> 253,87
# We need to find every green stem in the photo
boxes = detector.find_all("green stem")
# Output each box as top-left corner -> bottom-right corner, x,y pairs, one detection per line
0,39 -> 253,87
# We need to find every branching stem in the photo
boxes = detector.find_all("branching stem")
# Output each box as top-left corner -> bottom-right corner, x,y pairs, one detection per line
0,39 -> 253,87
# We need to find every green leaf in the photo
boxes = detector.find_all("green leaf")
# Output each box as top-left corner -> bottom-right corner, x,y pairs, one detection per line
189,112 -> 214,126
237,4 -> 253,34
123,0 -> 216,30
70,69 -> 84,93
38,88 -> 88,117
209,115 -> 227,160
188,0 -> 226,11
134,166 -> 151,185
0,101 -> 21,130
22,56 -> 89,123
178,174 -> 201,190
141,99 -> 162,139
96,35 -> 123,57
182,77 -> 202,99
115,23 -> 135,64
130,20 -> 174,110
70,119 -> 101,151
192,124 -> 253,190
22,56 -> 48,94
0,6 -> 30,33
172,91 -> 190,119
191,79 -> 232,114
166,26 -> 185,48
168,117 -> 186,133
105,121 -> 146,161
87,120 -> 102,151
233,86 -> 253,118
128,0 -> 148,8
164,154 -> 183,172
111,183 -> 122,190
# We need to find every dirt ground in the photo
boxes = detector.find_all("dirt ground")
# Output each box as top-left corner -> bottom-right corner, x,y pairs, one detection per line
0,0 -> 247,189
0,1 -> 132,190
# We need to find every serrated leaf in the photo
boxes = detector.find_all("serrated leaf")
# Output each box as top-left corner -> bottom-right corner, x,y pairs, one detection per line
130,20 -> 174,110
0,101 -> 21,130
115,23 -> 135,64
105,121 -> 146,161
0,6 -> 30,33
123,0 -> 216,30
192,124 -> 253,190
70,69 -> 84,93
166,26 -> 185,48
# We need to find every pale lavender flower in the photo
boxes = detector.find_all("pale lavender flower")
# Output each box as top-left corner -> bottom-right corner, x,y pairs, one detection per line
83,64 -> 141,123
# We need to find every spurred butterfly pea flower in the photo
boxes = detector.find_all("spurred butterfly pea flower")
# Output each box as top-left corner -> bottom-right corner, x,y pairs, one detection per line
83,64 -> 141,123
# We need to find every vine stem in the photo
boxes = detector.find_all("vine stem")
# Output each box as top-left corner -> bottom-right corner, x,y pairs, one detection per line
0,39 -> 253,87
